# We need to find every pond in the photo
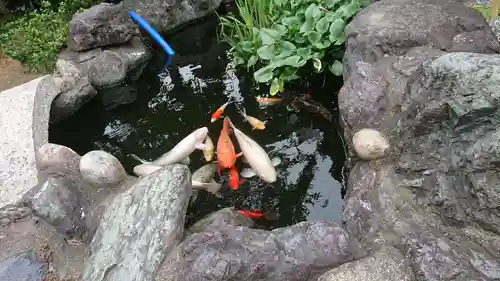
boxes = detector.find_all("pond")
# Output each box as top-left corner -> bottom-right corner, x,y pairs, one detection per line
49,15 -> 346,230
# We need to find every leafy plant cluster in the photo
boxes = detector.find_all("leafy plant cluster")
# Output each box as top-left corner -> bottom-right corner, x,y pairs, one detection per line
218,0 -> 363,95
0,0 -> 100,72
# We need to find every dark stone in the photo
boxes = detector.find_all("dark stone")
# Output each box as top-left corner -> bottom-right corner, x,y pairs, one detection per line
68,3 -> 136,51
122,0 -> 224,33
155,221 -> 351,281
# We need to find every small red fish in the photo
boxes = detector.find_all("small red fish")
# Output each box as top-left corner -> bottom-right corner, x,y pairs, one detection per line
238,210 -> 266,219
211,101 -> 230,122
229,166 -> 239,190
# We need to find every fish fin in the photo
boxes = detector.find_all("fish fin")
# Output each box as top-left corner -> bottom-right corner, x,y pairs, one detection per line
130,153 -> 149,164
240,168 -> 257,178
194,142 -> 206,150
235,152 -> 243,158
271,156 -> 281,167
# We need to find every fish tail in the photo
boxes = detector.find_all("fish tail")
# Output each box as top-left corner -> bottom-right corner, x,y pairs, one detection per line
130,153 -> 147,163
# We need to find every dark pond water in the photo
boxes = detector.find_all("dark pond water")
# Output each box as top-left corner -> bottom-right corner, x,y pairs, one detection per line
49,15 -> 346,229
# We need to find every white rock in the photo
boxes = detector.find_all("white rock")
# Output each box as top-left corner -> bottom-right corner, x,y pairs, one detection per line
352,128 -> 390,160
79,150 -> 127,187
0,76 -> 59,209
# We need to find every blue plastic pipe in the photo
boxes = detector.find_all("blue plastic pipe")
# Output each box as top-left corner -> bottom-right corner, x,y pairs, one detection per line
128,11 -> 175,66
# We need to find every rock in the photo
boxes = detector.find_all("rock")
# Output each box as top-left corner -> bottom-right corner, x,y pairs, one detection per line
122,0 -> 224,33
87,50 -> 128,89
184,207 -> 254,237
339,0 -> 500,280
0,203 -> 32,226
30,176 -> 92,240
155,221 -> 351,281
317,246 -> 415,281
83,165 -> 191,281
492,20 -> 500,42
79,150 -> 127,188
51,60 -> 97,123
37,143 -> 81,177
351,128 -> 390,160
0,217 -> 90,280
0,76 -> 59,209
68,3 -> 136,51
0,252 -> 47,281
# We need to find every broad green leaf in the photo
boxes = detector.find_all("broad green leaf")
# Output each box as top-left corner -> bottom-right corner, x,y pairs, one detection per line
254,65 -> 275,83
233,56 -> 245,65
335,31 -> 346,45
257,45 -> 275,60
280,40 -> 297,52
282,16 -> 301,27
308,31 -> 321,44
276,24 -> 288,35
247,55 -> 258,68
337,1 -> 359,19
329,60 -> 343,76
315,40 -> 331,49
299,19 -> 315,34
260,28 -> 281,45
294,33 -> 306,43
238,41 -> 254,53
313,58 -> 322,71
325,12 -> 337,22
329,18 -> 345,40
270,78 -> 280,96
316,17 -> 330,34
297,47 -> 312,59
312,51 -> 325,59
324,0 -> 341,8
283,55 -> 302,67
305,3 -> 322,21
281,67 -> 299,81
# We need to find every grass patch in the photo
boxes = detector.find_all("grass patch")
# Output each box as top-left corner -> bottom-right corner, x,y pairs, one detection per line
0,0 -> 100,73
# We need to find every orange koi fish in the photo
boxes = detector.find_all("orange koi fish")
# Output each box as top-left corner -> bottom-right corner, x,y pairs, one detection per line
211,101 -> 230,122
238,210 -> 265,219
229,166 -> 240,190
255,96 -> 283,106
217,118 -> 237,173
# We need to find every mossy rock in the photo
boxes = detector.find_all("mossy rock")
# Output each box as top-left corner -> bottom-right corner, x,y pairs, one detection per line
471,4 -> 499,19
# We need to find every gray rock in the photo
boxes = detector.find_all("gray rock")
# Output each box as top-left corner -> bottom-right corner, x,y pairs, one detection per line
339,0 -> 500,280
83,165 -> 191,281
68,3 -> 136,51
51,59 -> 98,123
30,176 -> 91,240
0,252 -> 47,281
37,143 -> 81,179
317,246 -> 415,281
88,50 -> 128,89
155,221 -> 351,281
184,207 -> 254,237
0,76 -> 59,210
492,20 -> 500,42
122,0 -> 223,33
79,150 -> 127,188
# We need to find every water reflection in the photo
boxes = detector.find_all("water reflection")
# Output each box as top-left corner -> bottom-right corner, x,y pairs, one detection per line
49,15 -> 346,229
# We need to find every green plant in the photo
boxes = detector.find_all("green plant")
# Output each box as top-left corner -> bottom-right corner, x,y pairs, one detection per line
218,0 -> 364,95
471,4 -> 500,20
0,0 -> 100,72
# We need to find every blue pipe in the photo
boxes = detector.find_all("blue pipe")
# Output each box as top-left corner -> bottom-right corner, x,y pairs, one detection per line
128,11 -> 175,67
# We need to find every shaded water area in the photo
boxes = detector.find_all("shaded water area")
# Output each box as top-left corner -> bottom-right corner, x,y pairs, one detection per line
49,15 -> 346,229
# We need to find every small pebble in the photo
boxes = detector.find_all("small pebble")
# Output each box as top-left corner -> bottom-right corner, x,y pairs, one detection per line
352,128 -> 391,160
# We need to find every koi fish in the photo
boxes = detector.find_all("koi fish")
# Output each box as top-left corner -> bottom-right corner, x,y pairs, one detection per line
229,166 -> 239,190
237,209 -> 277,220
153,127 -> 208,166
255,96 -> 283,106
241,112 -> 267,130
226,118 -> 278,183
216,118 -> 237,173
211,101 -> 230,122
202,136 -> 215,162
240,156 -> 281,179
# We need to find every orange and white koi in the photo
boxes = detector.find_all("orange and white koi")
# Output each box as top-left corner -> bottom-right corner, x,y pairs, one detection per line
241,112 -> 267,130
211,101 -> 230,122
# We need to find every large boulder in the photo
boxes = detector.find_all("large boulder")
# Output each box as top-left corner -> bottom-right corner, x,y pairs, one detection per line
82,165 -> 191,281
68,3 -> 136,52
338,0 -> 500,280
155,221 -> 351,281
0,76 -> 59,209
122,0 -> 224,33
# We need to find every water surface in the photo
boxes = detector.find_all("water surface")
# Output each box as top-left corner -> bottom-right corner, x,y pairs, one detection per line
49,16 -> 346,229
